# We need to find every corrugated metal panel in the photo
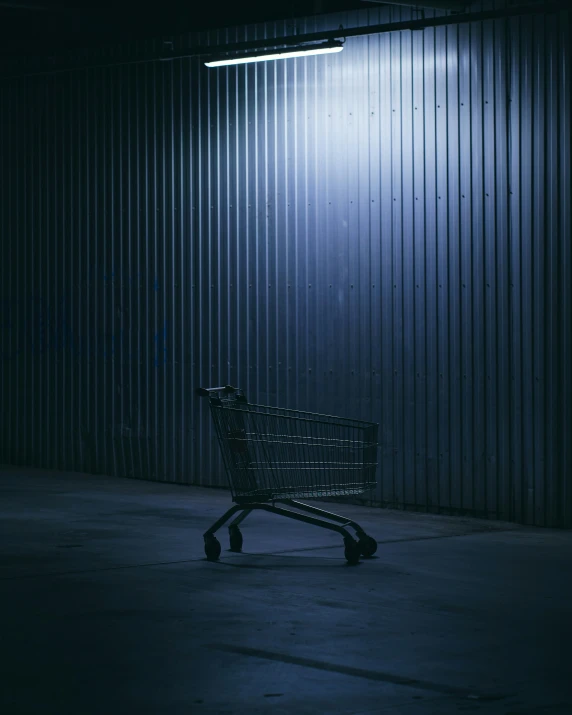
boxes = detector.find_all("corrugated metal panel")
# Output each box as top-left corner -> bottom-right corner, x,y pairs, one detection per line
0,1 -> 570,525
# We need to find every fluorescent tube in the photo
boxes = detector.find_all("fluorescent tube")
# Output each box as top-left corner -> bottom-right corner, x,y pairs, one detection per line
205,42 -> 343,67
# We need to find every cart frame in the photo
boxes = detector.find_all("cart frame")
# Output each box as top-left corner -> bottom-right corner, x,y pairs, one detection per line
197,385 -> 379,564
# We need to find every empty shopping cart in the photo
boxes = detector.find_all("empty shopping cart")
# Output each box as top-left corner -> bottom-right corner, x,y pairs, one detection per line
196,386 -> 379,565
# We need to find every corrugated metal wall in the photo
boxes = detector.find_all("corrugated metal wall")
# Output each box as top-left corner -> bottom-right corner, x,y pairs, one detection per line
1,1 -> 570,525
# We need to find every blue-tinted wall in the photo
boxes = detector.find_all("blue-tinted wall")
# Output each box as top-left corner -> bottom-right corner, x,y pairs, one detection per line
1,2 -> 570,525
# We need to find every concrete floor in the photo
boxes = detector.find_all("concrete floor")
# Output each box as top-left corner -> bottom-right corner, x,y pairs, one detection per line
1,467 -> 571,715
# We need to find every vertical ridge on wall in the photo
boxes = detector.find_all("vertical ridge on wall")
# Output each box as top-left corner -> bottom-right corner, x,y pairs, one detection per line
0,2 -> 570,526
559,9 -> 571,528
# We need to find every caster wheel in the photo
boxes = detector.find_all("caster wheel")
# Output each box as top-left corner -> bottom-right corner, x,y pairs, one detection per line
344,537 -> 361,566
229,525 -> 243,552
358,535 -> 378,558
204,535 -> 221,561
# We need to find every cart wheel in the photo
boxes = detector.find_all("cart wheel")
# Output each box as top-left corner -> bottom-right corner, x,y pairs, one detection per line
229,525 -> 243,552
204,535 -> 221,561
344,537 -> 361,566
358,535 -> 378,558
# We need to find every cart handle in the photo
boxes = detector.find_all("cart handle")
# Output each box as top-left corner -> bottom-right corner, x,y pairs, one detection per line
196,385 -> 237,397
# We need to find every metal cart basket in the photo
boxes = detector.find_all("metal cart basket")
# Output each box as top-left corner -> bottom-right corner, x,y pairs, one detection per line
197,386 -> 379,564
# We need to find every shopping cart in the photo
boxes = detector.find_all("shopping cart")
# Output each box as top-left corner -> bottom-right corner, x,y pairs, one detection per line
196,385 -> 379,565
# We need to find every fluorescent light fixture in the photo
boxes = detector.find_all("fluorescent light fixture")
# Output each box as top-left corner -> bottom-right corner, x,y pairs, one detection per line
204,41 -> 344,68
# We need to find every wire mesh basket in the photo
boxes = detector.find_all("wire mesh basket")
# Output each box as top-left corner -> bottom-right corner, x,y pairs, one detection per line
208,389 -> 378,502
